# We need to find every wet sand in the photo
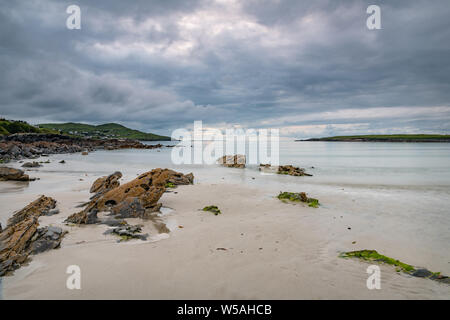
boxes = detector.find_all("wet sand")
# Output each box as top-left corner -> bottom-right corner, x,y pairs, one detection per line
1,178 -> 449,299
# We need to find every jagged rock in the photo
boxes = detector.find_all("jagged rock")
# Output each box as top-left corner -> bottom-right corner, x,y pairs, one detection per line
0,167 -> 35,181
90,171 -> 122,195
30,226 -> 67,254
167,171 -> 194,185
7,196 -> 57,226
21,161 -> 41,168
0,196 -> 66,276
66,169 -> 194,224
218,155 -> 246,168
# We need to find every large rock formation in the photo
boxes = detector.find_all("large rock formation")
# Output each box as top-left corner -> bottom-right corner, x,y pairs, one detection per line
0,133 -> 165,163
0,196 -> 66,276
217,155 -> 246,168
66,169 -> 194,224
0,166 -> 35,181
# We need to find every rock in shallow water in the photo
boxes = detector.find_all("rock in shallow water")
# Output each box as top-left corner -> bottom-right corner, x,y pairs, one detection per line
218,155 -> 246,168
0,167 -> 34,181
21,161 -> 41,168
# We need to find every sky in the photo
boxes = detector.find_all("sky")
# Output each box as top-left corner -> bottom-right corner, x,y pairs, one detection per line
1,0 -> 450,138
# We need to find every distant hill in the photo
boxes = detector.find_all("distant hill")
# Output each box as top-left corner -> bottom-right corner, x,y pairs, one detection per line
38,122 -> 171,141
298,134 -> 450,142
0,119 -> 56,135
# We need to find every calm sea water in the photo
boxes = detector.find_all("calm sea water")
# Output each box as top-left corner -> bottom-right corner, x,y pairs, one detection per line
1,140 -> 449,272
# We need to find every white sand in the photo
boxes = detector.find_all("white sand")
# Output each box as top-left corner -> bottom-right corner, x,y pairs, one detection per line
2,181 -> 449,299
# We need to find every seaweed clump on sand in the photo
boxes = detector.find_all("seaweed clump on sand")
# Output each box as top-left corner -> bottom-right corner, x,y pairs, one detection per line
202,205 -> 221,215
340,250 -> 450,284
277,192 -> 319,208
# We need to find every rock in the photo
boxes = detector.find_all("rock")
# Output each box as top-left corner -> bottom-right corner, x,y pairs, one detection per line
277,165 -> 312,176
277,192 -> 320,208
0,222 -> 2,233
0,133 -> 166,163
104,224 -> 148,241
30,226 -> 67,254
259,164 -> 312,176
21,161 -> 41,168
81,151 -> 88,156
412,269 -> 433,278
7,196 -> 57,226
0,196 -> 66,276
0,167 -> 34,181
59,160 -> 66,164
45,208 -> 60,216
66,169 -> 194,224
218,155 -> 246,168
90,171 -> 122,195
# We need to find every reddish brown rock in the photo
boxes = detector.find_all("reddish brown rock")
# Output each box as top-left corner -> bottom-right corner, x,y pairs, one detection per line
7,195 -> 57,226
66,168 -> 194,224
0,196 -> 66,276
90,171 -> 122,195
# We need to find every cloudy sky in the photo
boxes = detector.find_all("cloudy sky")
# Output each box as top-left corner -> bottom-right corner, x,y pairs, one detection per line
1,0 -> 450,138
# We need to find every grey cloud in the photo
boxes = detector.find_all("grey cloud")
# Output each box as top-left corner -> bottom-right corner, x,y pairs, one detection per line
0,0 -> 449,137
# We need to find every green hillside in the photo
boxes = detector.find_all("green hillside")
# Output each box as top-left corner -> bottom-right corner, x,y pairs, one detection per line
0,119 -> 56,135
39,122 -> 171,141
300,134 -> 450,142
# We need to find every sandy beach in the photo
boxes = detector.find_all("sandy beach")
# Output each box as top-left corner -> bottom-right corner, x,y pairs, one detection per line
1,156 -> 449,299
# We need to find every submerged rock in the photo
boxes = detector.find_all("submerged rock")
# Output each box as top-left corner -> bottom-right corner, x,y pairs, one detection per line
21,161 -> 41,168
0,167 -> 35,181
0,196 -> 66,276
66,168 -> 194,224
260,164 -> 312,176
218,155 -> 246,168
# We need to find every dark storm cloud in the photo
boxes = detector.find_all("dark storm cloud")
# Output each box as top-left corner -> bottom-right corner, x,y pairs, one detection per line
0,0 -> 449,137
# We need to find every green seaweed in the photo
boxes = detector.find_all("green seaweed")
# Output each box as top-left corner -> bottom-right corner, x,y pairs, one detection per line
165,182 -> 176,188
277,192 -> 319,208
307,198 -> 319,208
203,205 -> 221,215
340,250 -> 415,273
